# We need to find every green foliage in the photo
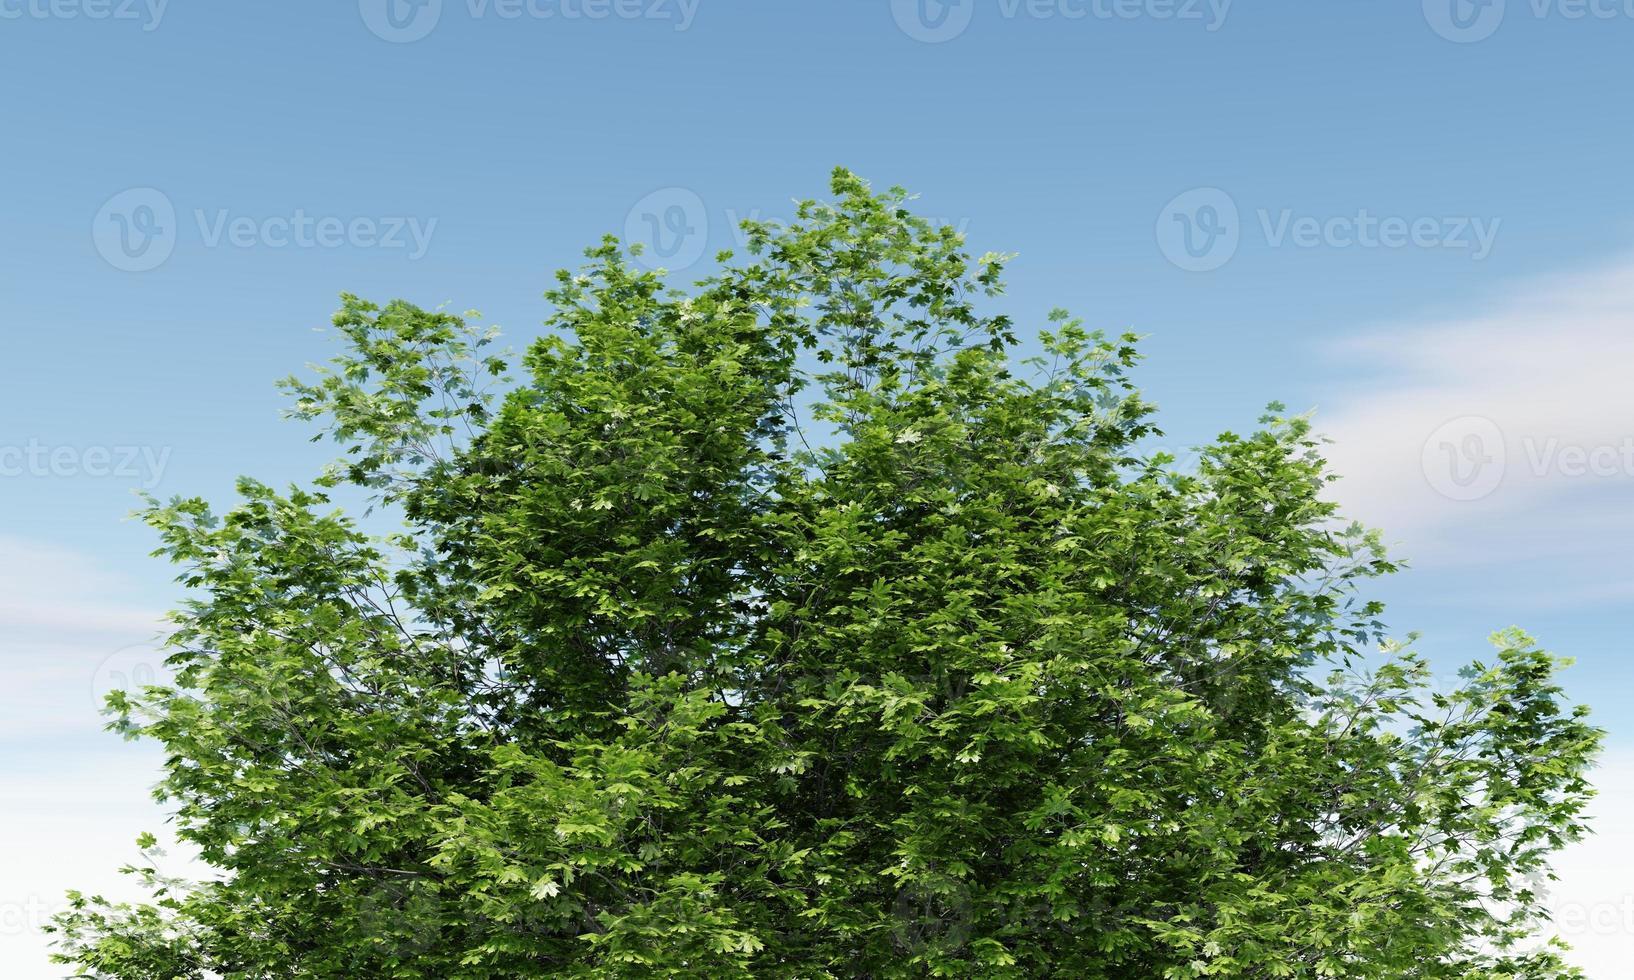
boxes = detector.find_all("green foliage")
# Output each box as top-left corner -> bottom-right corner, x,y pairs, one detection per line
51,170 -> 1602,978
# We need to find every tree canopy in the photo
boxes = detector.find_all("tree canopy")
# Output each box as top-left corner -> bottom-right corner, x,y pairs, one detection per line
52,169 -> 1601,978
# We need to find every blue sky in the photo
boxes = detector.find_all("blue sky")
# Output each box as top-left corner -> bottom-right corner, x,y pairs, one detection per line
4,1 -> 1634,974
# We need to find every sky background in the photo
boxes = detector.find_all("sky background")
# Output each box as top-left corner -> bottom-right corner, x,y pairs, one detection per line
4,1 -> 1634,975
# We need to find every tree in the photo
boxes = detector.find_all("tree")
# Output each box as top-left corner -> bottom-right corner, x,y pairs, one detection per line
51,169 -> 1601,979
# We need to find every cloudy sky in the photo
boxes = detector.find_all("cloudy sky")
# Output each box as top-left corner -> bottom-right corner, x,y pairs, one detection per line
3,2 -> 1633,975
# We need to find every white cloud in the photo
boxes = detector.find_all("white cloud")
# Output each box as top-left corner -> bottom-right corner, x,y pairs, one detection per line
0,537 -> 170,739
0,753 -> 200,979
1318,256 -> 1634,574
1314,259 -> 1634,977
0,536 -> 167,636
1546,751 -> 1634,979
0,537 -> 179,976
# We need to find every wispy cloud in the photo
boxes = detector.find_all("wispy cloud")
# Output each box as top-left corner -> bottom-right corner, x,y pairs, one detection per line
0,537 -> 180,976
0,537 -> 168,741
1545,750 -> 1634,978
0,537 -> 166,636
0,751 -> 201,979
1311,261 -> 1634,971
1318,255 -> 1634,580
